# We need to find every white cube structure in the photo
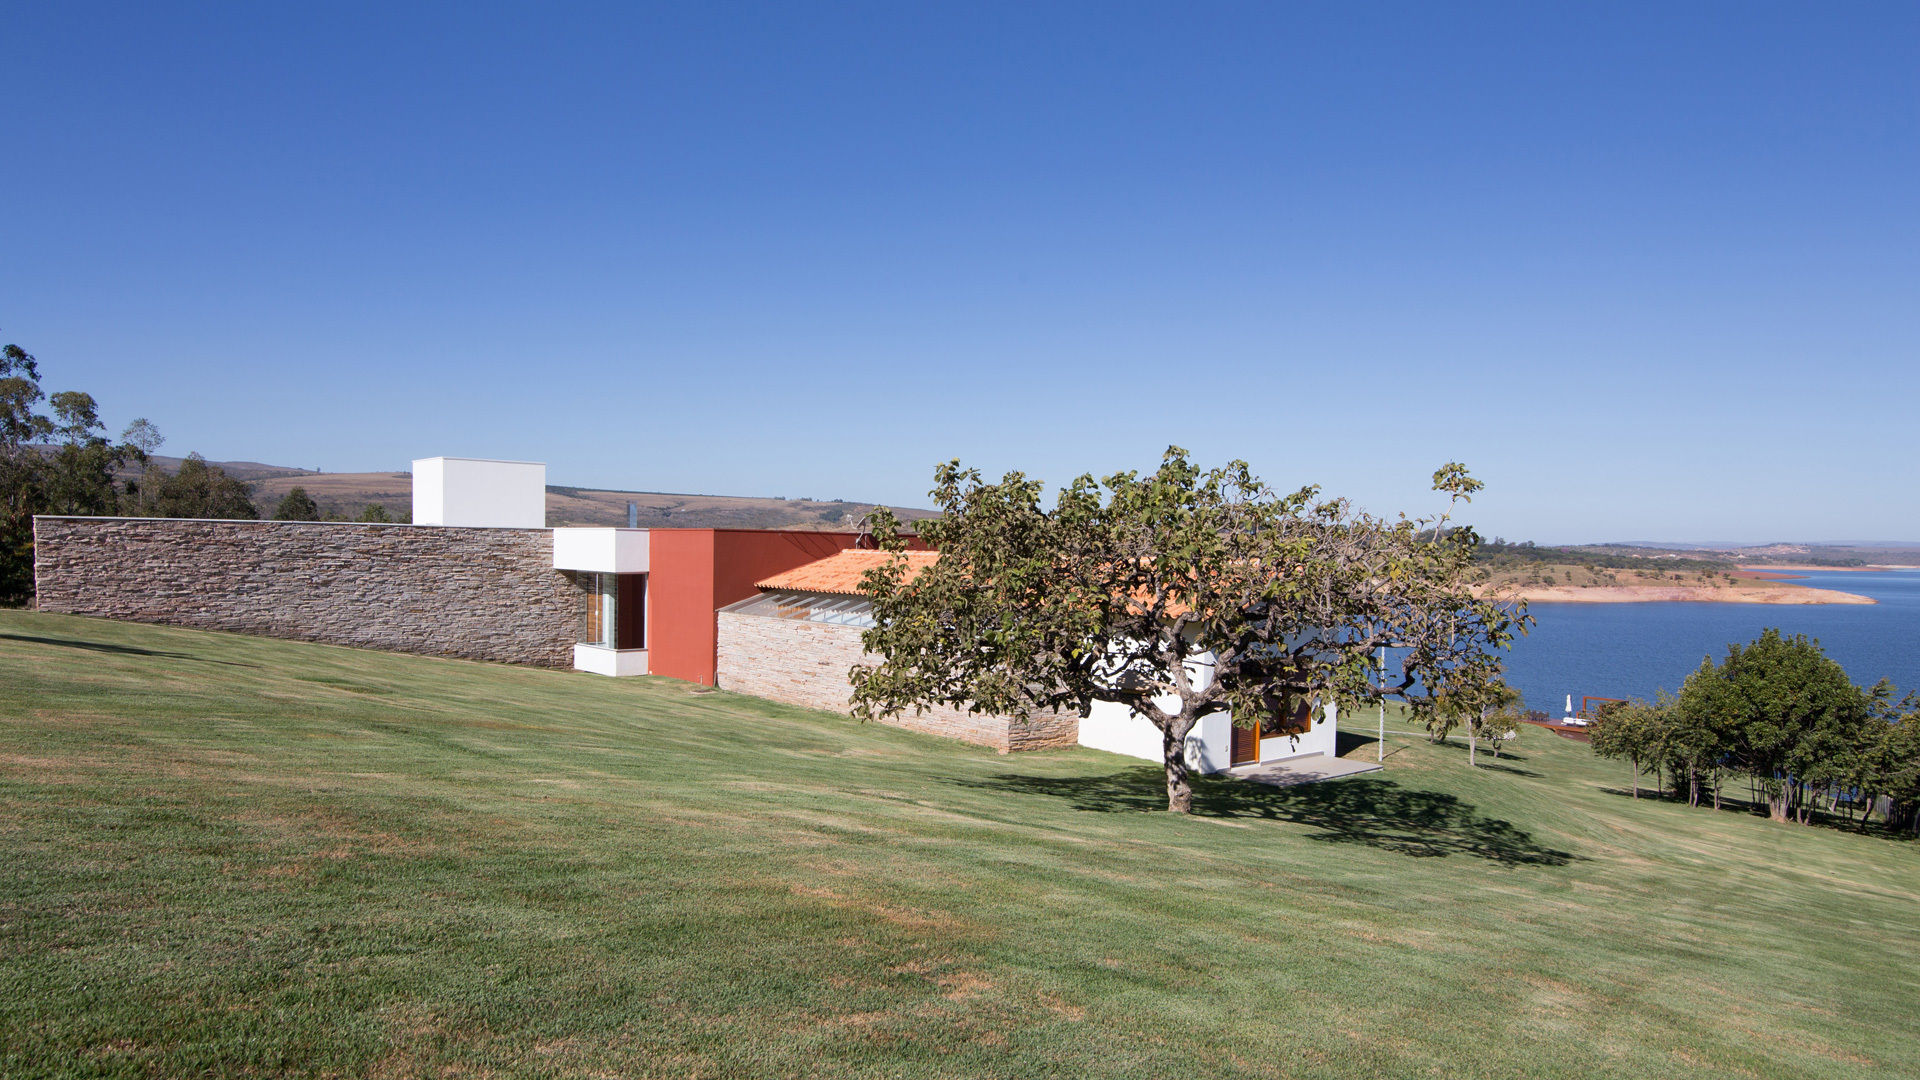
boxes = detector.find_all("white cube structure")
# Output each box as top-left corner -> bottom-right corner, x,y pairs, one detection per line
412,457 -> 547,529
551,528 -> 650,573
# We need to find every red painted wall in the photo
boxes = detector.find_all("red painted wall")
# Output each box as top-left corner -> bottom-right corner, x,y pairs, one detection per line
647,530 -> 873,685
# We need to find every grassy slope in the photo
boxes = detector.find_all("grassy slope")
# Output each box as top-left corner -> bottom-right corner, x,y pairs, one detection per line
2,612 -> 1915,1079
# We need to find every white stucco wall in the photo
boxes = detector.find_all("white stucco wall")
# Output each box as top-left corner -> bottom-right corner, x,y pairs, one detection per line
413,457 -> 547,529
1078,696 -> 1338,774
552,528 -> 650,572
573,644 -> 649,676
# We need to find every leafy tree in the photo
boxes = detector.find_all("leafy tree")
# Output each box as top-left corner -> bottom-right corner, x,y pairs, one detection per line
1,343 -> 148,602
120,418 -> 164,457
129,453 -> 258,520
1665,684 -> 1733,808
850,448 -> 1524,813
1677,629 -> 1870,823
42,391 -> 140,516
357,503 -> 392,523
1428,680 -> 1520,765
1,344 -> 53,602
1470,684 -> 1525,763
273,487 -> 320,521
1859,702 -> 1920,832
1590,698 -> 1669,799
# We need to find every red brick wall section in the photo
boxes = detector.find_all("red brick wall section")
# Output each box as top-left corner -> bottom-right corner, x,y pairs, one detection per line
32,516 -> 582,667
714,610 -> 1079,753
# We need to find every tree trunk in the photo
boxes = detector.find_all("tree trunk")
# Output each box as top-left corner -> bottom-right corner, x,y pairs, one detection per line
1163,722 -> 1193,814
1629,755 -> 1639,799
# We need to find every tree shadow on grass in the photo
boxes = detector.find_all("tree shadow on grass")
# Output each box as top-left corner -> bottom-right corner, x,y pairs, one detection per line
1595,784 -> 1918,841
1334,730 -> 1379,757
0,632 -> 258,667
961,767 -> 1578,867
1417,738 -> 1542,777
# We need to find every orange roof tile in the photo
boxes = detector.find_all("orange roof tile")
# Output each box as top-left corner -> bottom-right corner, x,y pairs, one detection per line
755,549 -> 942,597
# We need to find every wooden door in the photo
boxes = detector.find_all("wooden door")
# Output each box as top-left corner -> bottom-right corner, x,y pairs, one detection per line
1230,722 -> 1259,765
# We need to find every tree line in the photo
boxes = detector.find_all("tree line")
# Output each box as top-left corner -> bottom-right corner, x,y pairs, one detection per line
1475,538 -> 1728,574
1590,628 -> 1920,834
2,341 -> 400,604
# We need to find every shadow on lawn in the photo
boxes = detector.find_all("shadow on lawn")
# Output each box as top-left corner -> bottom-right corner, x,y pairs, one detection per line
1596,784 -> 1917,841
0,632 -> 258,667
1418,738 -> 1542,777
964,767 -> 1577,866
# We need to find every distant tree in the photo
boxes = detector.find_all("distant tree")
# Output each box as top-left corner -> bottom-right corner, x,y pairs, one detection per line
120,417 -> 164,458
273,487 -> 320,521
1859,701 -> 1920,832
0,343 -> 52,603
1590,699 -> 1669,799
1471,684 -> 1525,762
850,449 -> 1525,813
357,503 -> 392,523
2,343 -> 151,601
130,453 -> 258,520
1664,688 -> 1732,809
1678,630 -> 1870,823
42,391 -> 140,516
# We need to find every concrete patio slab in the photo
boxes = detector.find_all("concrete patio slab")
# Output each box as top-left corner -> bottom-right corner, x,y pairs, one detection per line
1225,753 -> 1382,789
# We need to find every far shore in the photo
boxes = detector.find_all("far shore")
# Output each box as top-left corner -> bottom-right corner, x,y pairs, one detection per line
1738,563 -> 1920,572
1481,583 -> 1876,605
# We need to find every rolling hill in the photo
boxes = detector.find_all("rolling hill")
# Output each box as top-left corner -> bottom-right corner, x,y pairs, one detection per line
131,455 -> 935,530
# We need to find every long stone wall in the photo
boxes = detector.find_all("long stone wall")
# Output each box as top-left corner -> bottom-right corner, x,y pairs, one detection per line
33,517 -> 582,667
715,610 -> 1078,753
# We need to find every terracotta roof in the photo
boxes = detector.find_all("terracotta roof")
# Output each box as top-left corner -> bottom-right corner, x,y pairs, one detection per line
755,550 -> 941,597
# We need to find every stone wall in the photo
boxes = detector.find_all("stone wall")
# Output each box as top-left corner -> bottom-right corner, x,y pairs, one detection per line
715,610 -> 1078,753
33,517 -> 582,667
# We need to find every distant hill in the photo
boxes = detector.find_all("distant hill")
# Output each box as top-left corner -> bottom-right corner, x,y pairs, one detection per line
125,455 -> 934,530
1583,541 -> 1920,568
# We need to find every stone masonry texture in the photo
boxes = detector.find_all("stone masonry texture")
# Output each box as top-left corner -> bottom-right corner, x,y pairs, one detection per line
33,517 -> 582,667
715,610 -> 1079,753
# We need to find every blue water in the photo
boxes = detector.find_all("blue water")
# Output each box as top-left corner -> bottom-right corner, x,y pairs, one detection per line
1497,569 -> 1920,713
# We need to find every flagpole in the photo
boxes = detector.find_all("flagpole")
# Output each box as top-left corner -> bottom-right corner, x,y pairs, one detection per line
1377,645 -> 1386,763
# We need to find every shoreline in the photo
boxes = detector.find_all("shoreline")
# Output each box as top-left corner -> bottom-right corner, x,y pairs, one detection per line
1483,583 -> 1875,605
1737,563 -> 1919,572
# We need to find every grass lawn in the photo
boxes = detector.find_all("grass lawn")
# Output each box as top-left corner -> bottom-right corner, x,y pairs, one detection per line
3,610 -> 1916,1078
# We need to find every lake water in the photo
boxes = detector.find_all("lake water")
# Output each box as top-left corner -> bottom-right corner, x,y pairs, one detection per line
1495,568 -> 1920,713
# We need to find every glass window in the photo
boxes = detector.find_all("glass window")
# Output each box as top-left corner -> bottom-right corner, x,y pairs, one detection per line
578,573 -> 644,649
1260,693 -> 1314,738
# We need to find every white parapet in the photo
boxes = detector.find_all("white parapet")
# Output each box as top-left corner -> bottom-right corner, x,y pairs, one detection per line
551,528 -> 650,573
573,644 -> 649,677
412,457 -> 547,529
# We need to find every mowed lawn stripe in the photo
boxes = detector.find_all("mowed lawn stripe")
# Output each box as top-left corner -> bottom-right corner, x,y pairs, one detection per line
2,610 -> 1915,1078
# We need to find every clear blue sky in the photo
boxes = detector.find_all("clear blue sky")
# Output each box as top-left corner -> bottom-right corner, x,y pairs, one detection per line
3,3 -> 1915,544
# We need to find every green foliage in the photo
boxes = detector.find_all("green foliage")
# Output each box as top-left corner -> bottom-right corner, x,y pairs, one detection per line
1594,631 -> 1911,828
1589,699 -> 1671,799
1475,539 -> 1727,574
127,453 -> 258,520
272,487 -> 320,521
1678,629 -> 1871,822
356,503 -> 392,523
41,390 -> 140,517
852,447 -> 1526,811
0,343 -> 151,603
